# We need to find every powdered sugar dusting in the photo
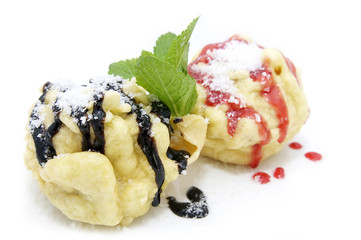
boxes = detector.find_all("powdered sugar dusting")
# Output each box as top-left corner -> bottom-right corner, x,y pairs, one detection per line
191,40 -> 263,94
89,75 -> 125,94
29,100 -> 45,133
55,75 -> 127,116
55,85 -> 93,115
29,75 -> 129,135
211,40 -> 263,71
184,198 -> 208,218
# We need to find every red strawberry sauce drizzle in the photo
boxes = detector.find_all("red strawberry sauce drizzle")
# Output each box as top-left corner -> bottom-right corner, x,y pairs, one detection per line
249,66 -> 289,143
188,35 -> 292,168
282,53 -> 300,86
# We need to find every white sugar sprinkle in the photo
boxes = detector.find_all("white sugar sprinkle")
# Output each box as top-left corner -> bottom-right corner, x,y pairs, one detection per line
55,85 -> 93,115
185,199 -> 208,218
29,101 -> 45,132
29,75 -> 129,132
228,95 -> 239,104
255,113 -> 261,123
153,117 -> 161,124
191,40 -> 263,94
149,130 -> 155,137
54,75 -> 127,115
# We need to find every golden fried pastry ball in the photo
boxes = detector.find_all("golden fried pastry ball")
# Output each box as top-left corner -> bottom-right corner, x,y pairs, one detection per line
188,34 -> 309,167
24,75 -> 206,226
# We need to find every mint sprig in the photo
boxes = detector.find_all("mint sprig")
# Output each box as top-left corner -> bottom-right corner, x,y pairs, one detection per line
136,51 -> 197,116
108,17 -> 199,117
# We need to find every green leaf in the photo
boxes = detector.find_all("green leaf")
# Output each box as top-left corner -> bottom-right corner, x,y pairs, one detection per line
107,17 -> 200,117
108,58 -> 137,79
140,50 -> 154,58
165,17 -> 199,74
153,32 -> 177,60
135,54 -> 198,117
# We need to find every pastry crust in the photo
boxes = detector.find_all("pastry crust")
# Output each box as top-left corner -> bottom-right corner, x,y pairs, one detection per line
24,76 -> 206,226
189,35 -> 309,166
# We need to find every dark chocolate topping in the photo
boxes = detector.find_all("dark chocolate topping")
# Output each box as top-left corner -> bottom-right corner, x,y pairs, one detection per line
71,107 -> 91,151
150,100 -> 172,133
29,82 -> 62,165
167,186 -> 209,219
173,117 -> 183,124
150,100 -> 190,174
166,148 -> 189,174
90,93 -> 106,154
135,106 -> 164,206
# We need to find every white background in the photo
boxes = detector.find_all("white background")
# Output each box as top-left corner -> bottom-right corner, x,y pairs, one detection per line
1,0 -> 360,239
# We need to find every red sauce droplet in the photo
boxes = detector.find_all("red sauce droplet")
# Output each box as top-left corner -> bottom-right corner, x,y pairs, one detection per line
252,172 -> 271,184
289,142 -> 303,149
305,152 -> 322,161
273,167 -> 285,179
188,36 -> 272,168
249,66 -> 289,143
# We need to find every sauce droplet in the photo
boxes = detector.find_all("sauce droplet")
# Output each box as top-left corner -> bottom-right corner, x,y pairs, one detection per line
252,172 -> 271,184
289,142 -> 303,149
273,167 -> 285,179
305,152 -> 322,161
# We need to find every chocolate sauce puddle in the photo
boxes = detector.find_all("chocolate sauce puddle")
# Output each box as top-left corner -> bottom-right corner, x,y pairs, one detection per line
167,186 -> 209,219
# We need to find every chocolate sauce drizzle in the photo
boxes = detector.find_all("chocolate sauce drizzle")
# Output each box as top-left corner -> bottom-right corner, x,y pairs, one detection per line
71,94 -> 106,154
71,107 -> 91,151
167,186 -> 209,219
150,101 -> 171,130
29,79 -> 191,207
90,93 -> 106,154
134,107 -> 164,206
29,82 -> 107,165
29,82 -> 62,165
173,117 -> 183,124
151,101 -> 190,174
166,148 -> 189,174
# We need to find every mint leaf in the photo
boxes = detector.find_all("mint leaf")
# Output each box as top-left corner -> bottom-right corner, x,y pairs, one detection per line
135,54 -> 198,117
139,50 -> 154,58
153,32 -> 177,60
108,17 -> 200,117
108,58 -> 137,79
165,17 -> 199,74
